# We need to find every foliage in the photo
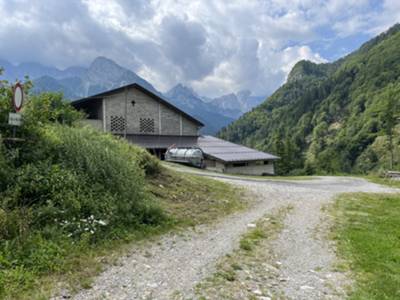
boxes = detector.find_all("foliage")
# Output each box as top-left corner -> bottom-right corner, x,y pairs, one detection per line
23,92 -> 83,127
219,24 -> 400,175
332,193 -> 400,299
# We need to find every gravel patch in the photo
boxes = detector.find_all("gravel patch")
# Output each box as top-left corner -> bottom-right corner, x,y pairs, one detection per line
63,174 -> 396,300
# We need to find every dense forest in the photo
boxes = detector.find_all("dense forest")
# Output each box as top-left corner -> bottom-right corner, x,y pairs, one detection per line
219,24 -> 400,175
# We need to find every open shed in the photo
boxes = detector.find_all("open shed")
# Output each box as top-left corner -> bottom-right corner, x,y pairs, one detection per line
197,135 -> 278,175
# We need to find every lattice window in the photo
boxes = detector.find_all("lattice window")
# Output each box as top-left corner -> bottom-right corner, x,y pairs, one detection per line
140,118 -> 155,133
110,115 -> 126,133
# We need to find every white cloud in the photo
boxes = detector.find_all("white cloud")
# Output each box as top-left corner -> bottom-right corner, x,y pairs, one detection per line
0,0 -> 399,97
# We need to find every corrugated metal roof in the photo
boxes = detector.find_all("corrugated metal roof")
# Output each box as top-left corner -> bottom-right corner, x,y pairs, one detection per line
198,135 -> 279,162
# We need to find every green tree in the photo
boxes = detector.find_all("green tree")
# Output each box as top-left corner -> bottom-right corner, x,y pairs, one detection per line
380,84 -> 400,169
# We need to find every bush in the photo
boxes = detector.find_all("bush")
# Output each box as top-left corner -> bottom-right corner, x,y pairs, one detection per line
2,124 -> 165,237
23,92 -> 83,127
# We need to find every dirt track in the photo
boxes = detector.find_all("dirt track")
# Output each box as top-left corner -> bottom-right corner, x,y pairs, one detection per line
68,173 -> 395,300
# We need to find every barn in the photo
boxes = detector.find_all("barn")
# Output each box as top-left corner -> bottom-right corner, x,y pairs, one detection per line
72,83 -> 278,175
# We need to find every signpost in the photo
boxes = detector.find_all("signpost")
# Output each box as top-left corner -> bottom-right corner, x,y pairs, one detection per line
7,82 -> 24,140
13,82 -> 24,112
8,112 -> 22,126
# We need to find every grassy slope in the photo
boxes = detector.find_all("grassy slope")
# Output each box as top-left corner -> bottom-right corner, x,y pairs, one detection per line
332,193 -> 400,299
13,167 -> 246,300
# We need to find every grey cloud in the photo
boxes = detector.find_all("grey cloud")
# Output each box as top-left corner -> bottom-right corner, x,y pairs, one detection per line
118,0 -> 154,19
160,16 -> 216,80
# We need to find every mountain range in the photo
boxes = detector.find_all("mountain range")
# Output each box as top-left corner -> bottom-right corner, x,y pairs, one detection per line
0,57 -> 265,134
219,23 -> 400,175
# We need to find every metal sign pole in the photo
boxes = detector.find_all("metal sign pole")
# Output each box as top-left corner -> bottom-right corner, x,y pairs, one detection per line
124,86 -> 128,139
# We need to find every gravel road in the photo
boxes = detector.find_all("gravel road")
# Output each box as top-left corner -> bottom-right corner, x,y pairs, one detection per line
67,173 -> 395,300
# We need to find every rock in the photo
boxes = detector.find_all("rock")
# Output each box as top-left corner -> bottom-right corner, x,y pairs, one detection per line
247,223 -> 257,228
279,277 -> 289,282
252,289 -> 262,295
300,285 -> 315,290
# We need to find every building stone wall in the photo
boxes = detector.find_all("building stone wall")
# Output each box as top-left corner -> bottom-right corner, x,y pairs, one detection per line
203,159 -> 225,172
103,87 -> 199,136
160,105 -> 180,135
204,158 -> 275,175
224,161 -> 275,175
182,117 -> 199,136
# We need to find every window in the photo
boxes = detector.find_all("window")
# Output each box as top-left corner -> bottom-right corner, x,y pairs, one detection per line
140,118 -> 155,133
232,162 -> 247,167
110,115 -> 126,133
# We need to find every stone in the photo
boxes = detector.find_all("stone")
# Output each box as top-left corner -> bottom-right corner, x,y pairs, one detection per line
252,289 -> 262,295
300,285 -> 315,290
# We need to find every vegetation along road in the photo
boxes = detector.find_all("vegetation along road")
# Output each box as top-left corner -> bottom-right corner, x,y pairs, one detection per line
67,172 -> 395,300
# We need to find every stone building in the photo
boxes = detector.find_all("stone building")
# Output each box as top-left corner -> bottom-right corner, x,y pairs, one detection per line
72,83 -> 278,175
72,83 -> 203,158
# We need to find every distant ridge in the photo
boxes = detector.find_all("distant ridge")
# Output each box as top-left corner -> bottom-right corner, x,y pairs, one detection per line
0,56 -> 266,134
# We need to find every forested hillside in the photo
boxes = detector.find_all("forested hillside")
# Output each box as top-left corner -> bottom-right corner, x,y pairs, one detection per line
219,24 -> 400,175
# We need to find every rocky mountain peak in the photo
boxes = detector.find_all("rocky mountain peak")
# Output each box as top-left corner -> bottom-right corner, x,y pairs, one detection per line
168,83 -> 198,98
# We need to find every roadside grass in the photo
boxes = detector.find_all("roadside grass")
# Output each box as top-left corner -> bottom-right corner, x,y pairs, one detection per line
194,207 -> 291,300
364,175 -> 400,188
148,167 -> 248,226
331,193 -> 400,300
163,161 -> 316,181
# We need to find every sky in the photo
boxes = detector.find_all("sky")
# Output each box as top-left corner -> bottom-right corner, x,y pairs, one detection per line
0,0 -> 399,97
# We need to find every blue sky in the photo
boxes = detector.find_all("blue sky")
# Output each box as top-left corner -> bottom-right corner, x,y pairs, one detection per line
0,0 -> 399,97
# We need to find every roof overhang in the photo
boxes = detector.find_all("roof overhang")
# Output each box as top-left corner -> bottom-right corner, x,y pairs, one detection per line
197,135 -> 279,163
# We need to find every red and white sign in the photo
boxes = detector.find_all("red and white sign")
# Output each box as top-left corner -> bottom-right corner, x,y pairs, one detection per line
13,82 -> 24,112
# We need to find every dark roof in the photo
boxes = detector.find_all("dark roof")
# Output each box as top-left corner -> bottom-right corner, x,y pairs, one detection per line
198,135 -> 279,162
71,83 -> 204,127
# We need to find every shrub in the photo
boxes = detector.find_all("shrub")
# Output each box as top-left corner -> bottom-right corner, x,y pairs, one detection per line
0,124 -> 166,297
23,92 -> 83,127
2,124 -> 165,235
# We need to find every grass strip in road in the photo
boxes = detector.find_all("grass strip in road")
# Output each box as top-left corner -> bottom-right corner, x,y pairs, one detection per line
194,207 -> 291,300
331,193 -> 400,300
